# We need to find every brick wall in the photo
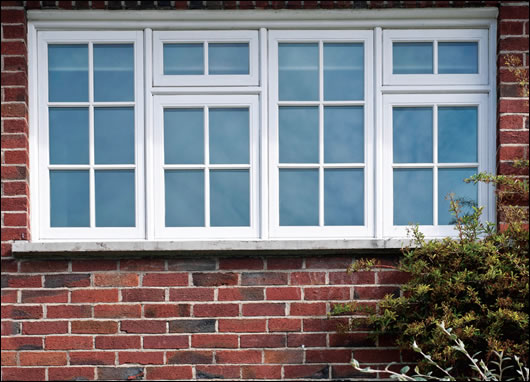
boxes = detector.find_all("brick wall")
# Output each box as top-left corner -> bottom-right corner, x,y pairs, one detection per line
1,1 -> 529,381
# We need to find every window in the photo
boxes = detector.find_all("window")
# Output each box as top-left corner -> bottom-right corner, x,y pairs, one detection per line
30,13 -> 496,242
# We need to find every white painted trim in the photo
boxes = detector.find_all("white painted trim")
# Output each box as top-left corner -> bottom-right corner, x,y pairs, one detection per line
259,28 -> 269,240
145,28 -> 155,241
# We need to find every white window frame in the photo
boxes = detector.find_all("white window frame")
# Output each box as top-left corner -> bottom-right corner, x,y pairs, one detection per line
268,30 -> 374,239
153,30 -> 259,87
36,31 -> 145,240
383,29 -> 489,86
382,93 -> 490,238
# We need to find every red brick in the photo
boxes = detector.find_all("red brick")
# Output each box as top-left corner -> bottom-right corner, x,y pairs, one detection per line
1,167 -> 27,182
121,320 -> 166,334
329,333 -> 375,347
267,257 -> 303,269
1,103 -> 27,118
284,365 -> 330,379
1,351 -> 17,366
268,318 -> 301,332
120,259 -> 165,271
144,303 -> 190,318
122,288 -> 165,302
306,349 -> 352,363
23,321 -> 68,335
71,321 -> 118,334
306,256 -> 352,269
1,243 -> 13,257
303,318 -> 349,332
93,273 -> 138,287
219,257 -> 264,269
499,145 -> 526,161
1,304 -> 42,320
378,271 -> 412,284
19,260 -> 69,273
3,150 -> 28,165
329,271 -> 375,284
240,334 -> 285,348
119,351 -> 165,365
48,367 -> 95,381
46,336 -> 93,350
499,5 -> 530,20
70,351 -> 115,365
1,259 -> 18,272
71,260 -> 118,272
167,258 -> 216,271
192,272 -> 238,286
216,350 -> 262,364
218,319 -> 266,332
304,286 -> 350,300
94,304 -> 141,318
499,114 -> 525,130
353,349 -> 402,363
264,349 -> 303,364
2,24 -> 26,39
290,302 -> 327,316
20,289 -> 68,304
170,287 -> 214,301
194,303 -> 239,317
1,9 -> 26,23
3,274 -> 40,288
20,351 -> 67,366
499,130 -> 529,145
218,287 -> 264,301
500,82 -> 526,97
44,274 -> 90,288
1,368 -> 45,381
242,365 -> 282,379
71,289 -> 119,303
46,305 -> 91,318
95,336 -> 141,349
242,303 -> 285,316
266,287 -> 301,300
354,286 -> 400,299
1,336 -> 42,350
241,272 -> 288,285
196,365 -> 240,379
143,272 -> 188,286
145,366 -> 193,380
290,272 -> 326,285
167,350 -> 213,364
498,162 -> 529,176
332,364 -> 369,379
500,37 -> 530,52
2,181 -> 28,195
144,335 -> 188,349
1,135 -> 28,149
287,333 -> 327,347
192,334 -> 238,348
1,290 -> 17,303
98,367 -> 146,380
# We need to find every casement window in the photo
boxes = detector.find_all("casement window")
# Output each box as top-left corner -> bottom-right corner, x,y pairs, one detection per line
29,11 -> 496,243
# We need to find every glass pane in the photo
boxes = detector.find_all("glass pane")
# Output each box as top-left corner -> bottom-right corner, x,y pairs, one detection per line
438,42 -> 478,74
393,107 -> 433,163
324,43 -> 364,101
95,108 -> 135,164
393,42 -> 433,74
279,43 -> 318,101
165,170 -> 204,227
438,168 -> 478,225
49,108 -> 89,165
164,43 -> 204,75
279,107 -> 319,163
164,109 -> 204,164
280,169 -> 319,226
95,170 -> 135,227
209,108 -> 249,164
324,106 -> 364,163
210,170 -> 250,227
394,169 -> 433,225
94,44 -> 134,102
438,107 -> 478,163
48,44 -> 88,102
324,169 -> 364,226
209,43 -> 249,75
50,170 -> 89,227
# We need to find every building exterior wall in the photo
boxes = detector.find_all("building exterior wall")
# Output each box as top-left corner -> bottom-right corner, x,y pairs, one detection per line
1,1 -> 528,381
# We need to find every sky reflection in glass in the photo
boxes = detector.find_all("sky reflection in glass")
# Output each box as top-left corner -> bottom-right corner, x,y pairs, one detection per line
49,108 -> 89,165
164,43 -> 204,75
324,43 -> 364,100
279,43 -> 319,101
324,106 -> 364,163
438,168 -> 477,225
393,107 -> 433,163
279,107 -> 319,163
48,44 -> 88,102
325,169 -> 364,226
210,170 -> 250,227
50,170 -> 90,227
94,44 -> 134,102
439,42 -> 478,74
394,169 -> 433,225
438,107 -> 478,163
95,108 -> 135,164
164,109 -> 204,164
393,42 -> 433,74
165,170 -> 204,227
280,169 -> 319,226
209,43 -> 249,75
95,170 -> 135,227
209,108 -> 249,164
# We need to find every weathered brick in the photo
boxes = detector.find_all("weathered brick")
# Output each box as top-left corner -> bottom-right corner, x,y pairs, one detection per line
167,350 -> 213,364
2,212 -> 27,227
70,351 -> 115,365
268,318 -> 301,332
94,304 -> 141,318
266,257 -> 304,270
284,365 -> 330,379
167,258 -> 216,271
2,24 -> 26,39
192,272 -> 238,286
144,303 -> 190,318
1,351 -> 17,366
3,274 -> 41,288
219,257 -> 264,270
23,321 -> 68,335
122,288 -> 165,302
121,320 -> 166,334
329,271 -> 375,284
169,319 -> 216,333
240,334 -> 285,348
95,335 -> 141,349
44,273 -> 90,288
145,366 -> 193,380
218,287 -> 264,301
119,351 -> 165,365
218,319 -> 266,332
241,272 -> 288,285
290,272 -> 326,285
19,351 -> 67,366
264,349 -> 303,364
98,367 -> 145,381
196,365 -> 240,379
143,272 -> 188,286
45,336 -> 93,350
71,289 -> 119,303
216,350 -> 262,364
2,336 -> 42,350
306,256 -> 352,269
191,334 -> 238,348
71,260 -> 118,272
169,287 -> 214,301
48,367 -> 96,381
120,259 -> 165,271
499,130 -> 529,145
93,273 -> 138,287
242,303 -> 285,316
194,303 -> 239,317
304,287 -> 351,300
1,304 -> 42,320
241,365 -> 282,379
1,289 -> 17,303
287,333 -> 327,347
1,368 -> 45,381
144,335 -> 188,349
71,321 -> 118,334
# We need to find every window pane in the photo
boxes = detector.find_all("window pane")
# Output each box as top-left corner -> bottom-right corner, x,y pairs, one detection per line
279,107 -> 319,163
209,108 -> 249,164
393,42 -> 433,74
324,106 -> 364,163
324,169 -> 364,226
164,109 -> 204,164
324,43 -> 364,100
50,170 -> 89,227
394,169 -> 433,225
164,43 -> 204,75
438,107 -> 478,163
438,42 -> 478,74
393,107 -> 433,163
279,43 -> 319,101
93,44 -> 134,102
438,168 -> 478,225
48,44 -> 88,102
210,170 -> 250,227
95,108 -> 135,164
280,169 -> 319,226
165,170 -> 204,227
95,170 -> 135,227
49,108 -> 89,165
208,43 -> 249,75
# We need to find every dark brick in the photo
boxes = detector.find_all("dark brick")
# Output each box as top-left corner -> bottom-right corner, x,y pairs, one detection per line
44,274 -> 90,288
98,367 -> 144,380
167,351 -> 213,364
193,272 -> 238,286
168,258 -> 216,271
169,319 -> 216,333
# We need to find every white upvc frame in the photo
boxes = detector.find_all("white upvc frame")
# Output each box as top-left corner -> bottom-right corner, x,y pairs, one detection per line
37,31 -> 145,240
268,30 -> 374,239
153,30 -> 259,87
382,93 -> 491,238
383,29 -> 489,86
153,94 -> 260,240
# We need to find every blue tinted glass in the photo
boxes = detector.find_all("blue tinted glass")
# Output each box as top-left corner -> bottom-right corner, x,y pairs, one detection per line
438,107 -> 478,163
94,44 -> 134,102
324,107 -> 364,163
280,169 -> 319,226
50,170 -> 89,227
394,169 -> 433,225
210,170 -> 250,227
438,168 -> 478,225
209,108 -> 249,164
95,170 -> 135,227
48,44 -> 88,102
95,108 -> 135,164
164,44 -> 204,75
209,43 -> 249,75
324,169 -> 364,226
324,43 -> 364,101
439,42 -> 478,74
393,107 -> 433,163
164,109 -> 204,164
165,170 -> 204,227
393,42 -> 433,74
49,108 -> 89,165
279,43 -> 319,101
279,107 -> 319,163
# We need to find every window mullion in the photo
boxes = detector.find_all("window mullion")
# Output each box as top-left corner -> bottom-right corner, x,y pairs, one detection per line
204,105 -> 210,228
88,42 -> 95,228
433,105 -> 438,227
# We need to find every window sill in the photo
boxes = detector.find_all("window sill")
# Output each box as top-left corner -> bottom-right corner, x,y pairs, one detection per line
12,239 -> 412,258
